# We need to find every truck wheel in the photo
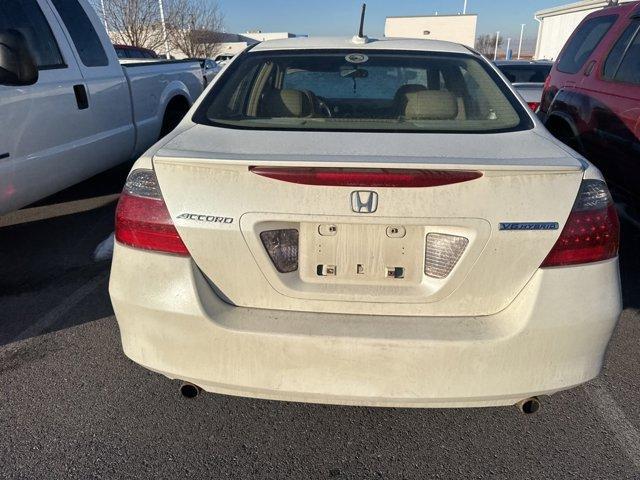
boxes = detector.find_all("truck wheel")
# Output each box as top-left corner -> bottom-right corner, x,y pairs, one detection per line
159,96 -> 190,139
546,116 -> 582,154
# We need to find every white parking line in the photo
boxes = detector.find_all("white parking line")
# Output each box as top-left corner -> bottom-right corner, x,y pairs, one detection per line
11,273 -> 108,343
585,378 -> 640,470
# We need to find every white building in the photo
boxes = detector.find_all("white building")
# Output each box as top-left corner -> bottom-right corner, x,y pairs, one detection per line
384,14 -> 478,48
534,0 -> 634,60
214,31 -> 303,61
243,31 -> 303,42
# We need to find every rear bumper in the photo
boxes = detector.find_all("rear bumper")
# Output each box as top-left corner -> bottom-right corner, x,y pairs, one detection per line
109,244 -> 622,408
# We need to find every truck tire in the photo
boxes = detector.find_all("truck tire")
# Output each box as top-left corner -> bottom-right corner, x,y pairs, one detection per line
159,96 -> 190,139
546,115 -> 583,154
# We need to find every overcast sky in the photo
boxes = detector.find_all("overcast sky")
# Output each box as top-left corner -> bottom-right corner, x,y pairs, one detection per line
220,0 -> 568,50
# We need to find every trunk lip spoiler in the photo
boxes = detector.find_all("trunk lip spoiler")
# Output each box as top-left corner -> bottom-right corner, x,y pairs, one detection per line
153,153 -> 584,173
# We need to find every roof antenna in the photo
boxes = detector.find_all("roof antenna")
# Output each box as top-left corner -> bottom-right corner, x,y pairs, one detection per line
352,3 -> 369,44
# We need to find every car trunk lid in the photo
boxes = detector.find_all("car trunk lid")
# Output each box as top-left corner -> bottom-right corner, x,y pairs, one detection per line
153,125 -> 583,317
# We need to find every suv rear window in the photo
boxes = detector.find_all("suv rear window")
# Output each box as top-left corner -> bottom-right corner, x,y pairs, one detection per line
604,20 -> 640,84
604,22 -> 639,79
194,50 -> 530,133
558,15 -> 617,74
614,29 -> 640,84
496,64 -> 551,83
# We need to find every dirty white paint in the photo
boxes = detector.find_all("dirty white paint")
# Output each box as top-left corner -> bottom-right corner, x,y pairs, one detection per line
108,38 -> 621,407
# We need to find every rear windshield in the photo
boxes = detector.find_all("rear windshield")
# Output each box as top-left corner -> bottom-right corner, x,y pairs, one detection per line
193,50 -> 531,133
496,64 -> 551,83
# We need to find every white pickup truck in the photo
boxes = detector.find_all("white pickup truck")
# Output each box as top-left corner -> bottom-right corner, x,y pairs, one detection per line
0,0 -> 204,214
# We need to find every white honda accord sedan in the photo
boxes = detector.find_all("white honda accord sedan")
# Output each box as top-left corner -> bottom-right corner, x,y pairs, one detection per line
109,37 -> 622,411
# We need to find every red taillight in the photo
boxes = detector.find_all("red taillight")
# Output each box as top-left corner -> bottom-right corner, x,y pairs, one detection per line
115,169 -> 189,256
541,180 -> 619,268
250,167 -> 482,188
527,101 -> 540,111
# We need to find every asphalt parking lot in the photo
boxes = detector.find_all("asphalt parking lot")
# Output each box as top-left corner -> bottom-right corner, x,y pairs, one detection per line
1,167 -> 639,479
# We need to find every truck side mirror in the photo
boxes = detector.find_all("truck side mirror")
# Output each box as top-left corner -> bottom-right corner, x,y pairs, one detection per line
0,29 -> 38,86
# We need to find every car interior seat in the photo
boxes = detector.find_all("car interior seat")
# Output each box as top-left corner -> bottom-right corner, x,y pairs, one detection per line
401,90 -> 459,120
259,89 -> 315,117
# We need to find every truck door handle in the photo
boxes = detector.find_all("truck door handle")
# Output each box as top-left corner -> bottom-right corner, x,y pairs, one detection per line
73,84 -> 89,110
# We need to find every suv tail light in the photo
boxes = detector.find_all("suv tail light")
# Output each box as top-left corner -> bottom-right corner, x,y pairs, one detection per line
541,180 -> 619,267
115,169 -> 189,256
527,101 -> 540,112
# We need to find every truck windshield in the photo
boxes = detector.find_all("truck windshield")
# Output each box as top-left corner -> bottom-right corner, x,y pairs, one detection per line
194,50 -> 531,133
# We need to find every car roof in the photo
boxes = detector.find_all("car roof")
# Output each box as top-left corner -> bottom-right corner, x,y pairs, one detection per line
586,0 -> 640,18
250,36 -> 473,55
494,60 -> 553,65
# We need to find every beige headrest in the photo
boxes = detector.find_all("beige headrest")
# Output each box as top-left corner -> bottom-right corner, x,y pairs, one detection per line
402,90 -> 458,120
260,89 -> 313,118
394,83 -> 428,101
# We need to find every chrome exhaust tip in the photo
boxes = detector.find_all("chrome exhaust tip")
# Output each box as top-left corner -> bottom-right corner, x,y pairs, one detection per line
516,396 -> 541,415
179,382 -> 201,399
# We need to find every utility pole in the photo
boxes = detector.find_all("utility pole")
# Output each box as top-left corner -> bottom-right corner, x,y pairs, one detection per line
493,31 -> 500,60
463,0 -> 468,14
518,23 -> 525,59
158,0 -> 171,59
506,37 -> 512,60
100,0 -> 108,32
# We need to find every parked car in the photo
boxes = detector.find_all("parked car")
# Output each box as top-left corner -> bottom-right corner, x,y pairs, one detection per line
494,60 -> 553,111
214,54 -> 235,68
114,44 -> 159,59
110,36 -> 621,411
0,0 -> 203,215
215,54 -> 235,63
197,58 -> 222,87
539,1 -> 640,202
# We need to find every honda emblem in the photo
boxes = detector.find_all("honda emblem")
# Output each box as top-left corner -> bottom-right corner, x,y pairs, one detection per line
351,191 -> 378,213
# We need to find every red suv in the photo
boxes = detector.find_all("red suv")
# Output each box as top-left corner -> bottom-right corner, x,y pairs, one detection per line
540,1 -> 640,201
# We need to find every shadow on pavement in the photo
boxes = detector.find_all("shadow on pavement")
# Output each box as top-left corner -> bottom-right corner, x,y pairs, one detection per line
0,164 -> 125,346
26,160 -> 132,208
618,206 -> 640,309
0,198 -> 116,346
